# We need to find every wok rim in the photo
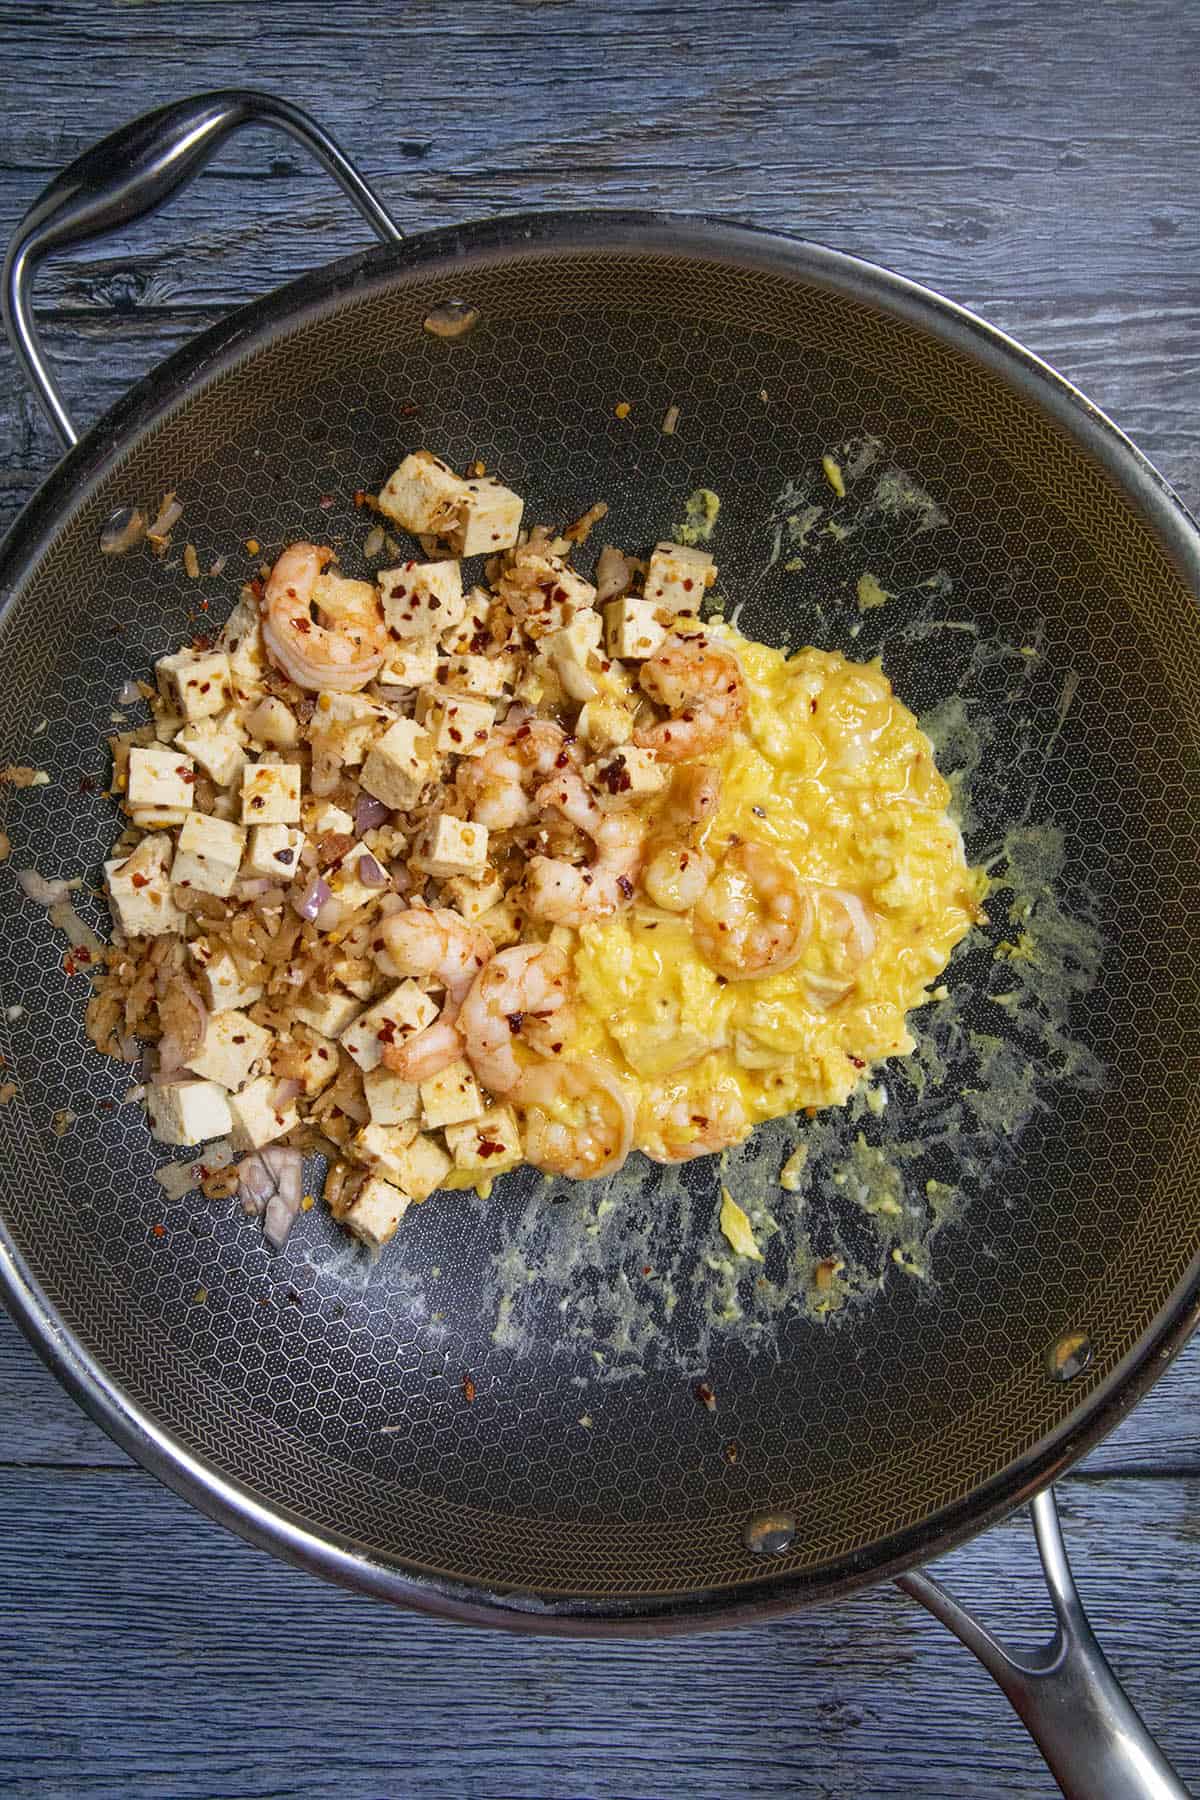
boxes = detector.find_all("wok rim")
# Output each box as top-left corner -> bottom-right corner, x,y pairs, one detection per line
2,206 -> 1198,1633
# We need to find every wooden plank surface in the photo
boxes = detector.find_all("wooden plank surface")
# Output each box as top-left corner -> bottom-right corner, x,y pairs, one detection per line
1,0 -> 1199,1794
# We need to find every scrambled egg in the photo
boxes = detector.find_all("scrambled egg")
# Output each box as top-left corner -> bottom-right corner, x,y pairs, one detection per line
571,628 -> 986,1160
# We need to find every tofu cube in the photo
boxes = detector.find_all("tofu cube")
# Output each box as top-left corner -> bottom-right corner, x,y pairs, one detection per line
645,541 -> 716,614
379,638 -> 439,690
146,1078 -> 234,1147
444,1105 -> 523,1177
440,587 -> 491,655
352,1120 -> 421,1182
507,554 -> 597,639
105,833 -> 185,938
330,954 -> 380,1002
441,653 -> 515,699
241,760 -> 301,825
129,805 -> 192,831
243,695 -> 300,751
588,745 -> 668,804
185,1008 -> 273,1092
274,1028 -> 338,1098
412,813 -> 489,881
363,1065 -> 421,1127
419,1059 -> 485,1131
291,987 -> 364,1038
227,1076 -> 299,1151
304,799 -> 355,838
311,691 -> 394,766
172,812 -> 247,899
604,597 -> 667,661
339,980 -> 438,1074
188,939 -> 262,1011
315,842 -> 389,930
175,717 -> 246,787
245,824 -> 306,882
426,692 -> 496,758
342,1175 -> 412,1252
447,477 -> 525,557
219,594 -> 270,703
156,648 -> 232,721
475,895 -> 525,949
378,450 -> 471,536
392,1131 -> 454,1201
576,698 -> 636,750
126,745 -> 196,811
547,611 -> 602,702
442,874 -> 504,923
380,559 -> 465,639
360,718 -> 436,811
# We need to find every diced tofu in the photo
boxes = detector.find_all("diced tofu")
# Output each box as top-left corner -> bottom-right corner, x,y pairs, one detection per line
426,692 -> 496,758
146,1078 -> 234,1147
330,952 -> 380,1001
339,980 -> 438,1074
507,553 -> 597,639
128,805 -> 191,831
363,1065 -> 421,1126
185,1008 -> 273,1092
312,569 -> 379,635
440,587 -> 492,655
442,873 -> 504,923
315,842 -> 389,930
393,1131 -> 454,1200
475,895 -> 525,948
440,653 -> 515,699
380,559 -> 465,639
360,717 -> 436,811
419,1059 -> 485,1131
245,824 -> 306,881
172,812 -> 247,899
126,745 -> 196,811
105,833 -> 184,938
175,716 -> 246,787
352,1120 -> 421,1182
342,1175 -> 412,1252
310,691 -> 394,766
547,610 -> 602,702
243,695 -> 300,751
156,648 -> 232,721
379,638 -> 439,690
576,698 -> 636,750
378,450 -> 471,536
588,745 -> 668,803
447,477 -> 525,557
604,597 -> 667,661
444,1105 -> 523,1176
304,799 -> 355,838
227,1076 -> 298,1151
291,987 -> 364,1038
644,541 -> 716,614
188,938 -> 262,1011
412,813 -> 489,881
273,1027 -> 338,1098
241,759 -> 301,825
219,594 -> 270,703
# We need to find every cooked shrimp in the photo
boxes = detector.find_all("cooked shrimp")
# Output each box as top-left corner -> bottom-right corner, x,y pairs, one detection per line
458,942 -> 571,1096
639,764 -> 721,910
798,887 -> 878,1010
641,844 -> 713,912
461,716 -> 577,829
693,842 -> 814,980
640,1080 -> 750,1163
262,543 -> 386,693
377,906 -> 492,1081
659,764 -> 722,839
517,1059 -> 634,1180
524,768 -> 644,926
634,630 -> 745,762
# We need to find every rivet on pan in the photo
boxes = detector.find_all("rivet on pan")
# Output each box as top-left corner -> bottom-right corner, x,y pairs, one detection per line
743,1510 -> 796,1556
423,300 -> 480,341
1046,1329 -> 1093,1382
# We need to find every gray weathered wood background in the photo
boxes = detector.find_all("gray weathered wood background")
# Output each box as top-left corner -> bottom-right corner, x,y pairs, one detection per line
1,1 -> 1198,1793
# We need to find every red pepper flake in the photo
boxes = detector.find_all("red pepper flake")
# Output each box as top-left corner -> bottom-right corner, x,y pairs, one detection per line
462,1372 -> 477,1404
400,402 -> 419,418
249,577 -> 265,601
694,1381 -> 717,1412
319,494 -> 336,510
190,634 -> 215,652
506,1012 -> 524,1034
130,872 -> 150,889
152,1223 -> 166,1239
477,1138 -> 503,1158
78,776 -> 96,794
642,1264 -> 652,1277
848,1055 -> 865,1069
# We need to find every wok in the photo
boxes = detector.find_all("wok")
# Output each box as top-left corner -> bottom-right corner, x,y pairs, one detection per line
1,93 -> 1198,1799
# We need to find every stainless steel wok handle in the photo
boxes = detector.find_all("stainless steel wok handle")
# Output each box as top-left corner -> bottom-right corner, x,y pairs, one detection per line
1,89 -> 403,451
898,1488 -> 1190,1800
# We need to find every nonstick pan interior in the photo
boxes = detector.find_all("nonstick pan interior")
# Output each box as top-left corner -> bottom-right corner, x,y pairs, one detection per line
0,219 -> 1197,1623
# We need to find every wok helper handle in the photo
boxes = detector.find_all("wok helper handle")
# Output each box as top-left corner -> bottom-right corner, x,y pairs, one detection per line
898,1488 -> 1190,1800
2,89 -> 402,449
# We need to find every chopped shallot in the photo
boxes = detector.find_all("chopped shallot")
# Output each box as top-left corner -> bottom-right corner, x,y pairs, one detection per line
354,792 -> 391,835
47,900 -> 103,953
595,545 -> 637,602
294,875 -> 331,922
117,679 -> 143,706
15,868 -> 75,906
357,852 -> 388,889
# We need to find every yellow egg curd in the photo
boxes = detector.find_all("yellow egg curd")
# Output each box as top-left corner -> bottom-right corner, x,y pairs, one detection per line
569,627 -> 987,1163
